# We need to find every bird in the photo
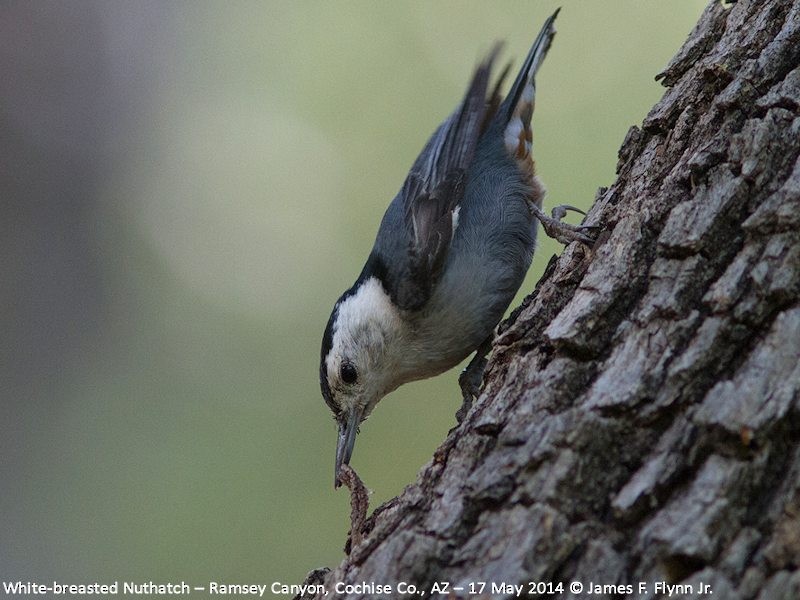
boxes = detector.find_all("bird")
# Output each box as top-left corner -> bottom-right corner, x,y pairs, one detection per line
320,9 -> 595,487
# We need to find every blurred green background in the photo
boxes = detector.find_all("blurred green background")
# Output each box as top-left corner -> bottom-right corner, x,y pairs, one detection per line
2,0 -> 706,588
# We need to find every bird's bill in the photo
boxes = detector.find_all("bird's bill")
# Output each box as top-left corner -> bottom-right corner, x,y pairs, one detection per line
334,406 -> 362,488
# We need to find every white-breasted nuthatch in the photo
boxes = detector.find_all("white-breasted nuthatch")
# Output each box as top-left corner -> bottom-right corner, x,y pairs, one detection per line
321,9 -> 594,487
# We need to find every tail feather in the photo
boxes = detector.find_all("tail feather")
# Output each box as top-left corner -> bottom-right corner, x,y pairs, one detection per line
481,60 -> 512,134
500,8 -> 559,174
502,8 -> 559,123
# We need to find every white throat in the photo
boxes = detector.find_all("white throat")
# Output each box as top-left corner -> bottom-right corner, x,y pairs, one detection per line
325,277 -> 405,407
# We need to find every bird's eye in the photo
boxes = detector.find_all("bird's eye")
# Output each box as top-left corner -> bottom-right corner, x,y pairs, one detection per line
340,362 -> 358,385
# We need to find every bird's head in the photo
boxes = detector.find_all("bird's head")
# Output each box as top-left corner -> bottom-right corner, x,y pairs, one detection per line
320,276 -> 404,487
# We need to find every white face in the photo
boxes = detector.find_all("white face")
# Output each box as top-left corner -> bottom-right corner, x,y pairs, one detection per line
323,277 -> 403,419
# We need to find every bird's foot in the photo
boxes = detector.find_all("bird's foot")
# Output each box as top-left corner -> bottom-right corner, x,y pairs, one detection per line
529,203 -> 599,246
456,369 -> 480,423
456,338 -> 493,423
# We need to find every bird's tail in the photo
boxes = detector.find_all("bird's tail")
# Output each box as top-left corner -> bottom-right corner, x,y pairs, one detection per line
499,8 -> 559,164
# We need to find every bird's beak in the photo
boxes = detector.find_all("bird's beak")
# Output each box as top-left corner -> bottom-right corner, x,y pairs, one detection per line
334,406 -> 362,488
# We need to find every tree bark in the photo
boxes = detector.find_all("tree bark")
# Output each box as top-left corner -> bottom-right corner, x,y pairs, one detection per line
300,1 -> 800,597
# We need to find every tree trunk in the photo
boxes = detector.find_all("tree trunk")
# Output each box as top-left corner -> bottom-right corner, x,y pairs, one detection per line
300,1 -> 800,597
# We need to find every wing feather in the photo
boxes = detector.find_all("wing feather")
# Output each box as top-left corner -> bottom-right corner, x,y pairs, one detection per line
389,48 -> 499,310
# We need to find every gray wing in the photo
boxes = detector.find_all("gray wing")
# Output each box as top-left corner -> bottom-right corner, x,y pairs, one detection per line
375,49 -> 499,311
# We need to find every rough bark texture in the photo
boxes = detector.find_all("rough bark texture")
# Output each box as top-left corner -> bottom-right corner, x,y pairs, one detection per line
300,1 -> 800,597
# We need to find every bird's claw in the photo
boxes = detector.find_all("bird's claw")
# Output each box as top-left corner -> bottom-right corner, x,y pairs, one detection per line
530,203 -> 599,246
551,204 -> 586,220
542,220 -> 597,245
456,338 -> 492,423
457,368 -> 481,423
